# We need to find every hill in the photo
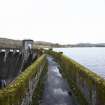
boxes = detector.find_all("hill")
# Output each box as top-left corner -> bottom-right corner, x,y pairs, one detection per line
0,38 -> 63,48
0,38 -> 105,48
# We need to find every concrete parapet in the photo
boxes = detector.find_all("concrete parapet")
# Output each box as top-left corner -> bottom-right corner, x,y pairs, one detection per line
47,50 -> 105,105
0,54 -> 47,105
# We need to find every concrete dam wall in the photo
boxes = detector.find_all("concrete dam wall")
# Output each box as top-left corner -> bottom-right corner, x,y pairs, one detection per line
0,40 -> 47,105
0,47 -> 105,105
0,48 -> 37,83
0,54 -> 47,105
47,50 -> 105,105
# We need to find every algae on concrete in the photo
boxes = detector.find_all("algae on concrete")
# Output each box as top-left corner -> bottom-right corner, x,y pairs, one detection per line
0,54 -> 47,105
47,50 -> 105,105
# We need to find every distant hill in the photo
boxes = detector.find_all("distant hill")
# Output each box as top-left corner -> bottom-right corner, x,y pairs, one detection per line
0,38 -> 105,48
66,43 -> 105,47
0,38 -> 21,48
0,38 -> 64,48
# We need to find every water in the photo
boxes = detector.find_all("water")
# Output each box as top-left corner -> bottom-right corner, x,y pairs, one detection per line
54,47 -> 105,79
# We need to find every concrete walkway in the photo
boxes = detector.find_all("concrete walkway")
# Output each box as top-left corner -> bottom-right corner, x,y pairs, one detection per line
40,57 -> 77,105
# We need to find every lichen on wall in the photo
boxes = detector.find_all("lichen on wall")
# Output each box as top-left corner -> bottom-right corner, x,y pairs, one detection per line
0,54 -> 47,105
47,50 -> 105,105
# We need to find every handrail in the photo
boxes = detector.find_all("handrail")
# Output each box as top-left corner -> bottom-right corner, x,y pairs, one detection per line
0,54 -> 47,105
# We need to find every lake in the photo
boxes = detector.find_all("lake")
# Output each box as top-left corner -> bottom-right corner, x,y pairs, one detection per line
54,48 -> 105,79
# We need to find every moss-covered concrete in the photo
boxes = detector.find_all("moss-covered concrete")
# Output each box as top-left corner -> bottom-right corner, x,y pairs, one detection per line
0,54 -> 47,105
47,50 -> 105,105
31,61 -> 48,105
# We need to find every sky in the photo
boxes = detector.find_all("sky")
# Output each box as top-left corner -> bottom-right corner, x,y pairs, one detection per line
0,0 -> 105,44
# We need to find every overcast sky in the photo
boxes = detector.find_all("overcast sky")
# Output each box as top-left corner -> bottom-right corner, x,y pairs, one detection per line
0,0 -> 105,44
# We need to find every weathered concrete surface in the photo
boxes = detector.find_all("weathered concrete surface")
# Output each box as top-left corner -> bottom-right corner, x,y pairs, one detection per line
40,57 -> 77,105
0,54 -> 47,105
0,49 -> 38,85
47,51 -> 105,105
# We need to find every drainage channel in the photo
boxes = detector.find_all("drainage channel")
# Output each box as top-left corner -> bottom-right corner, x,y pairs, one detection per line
39,56 -> 78,105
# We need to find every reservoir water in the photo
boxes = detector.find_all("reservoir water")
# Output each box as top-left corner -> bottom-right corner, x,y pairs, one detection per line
54,47 -> 105,79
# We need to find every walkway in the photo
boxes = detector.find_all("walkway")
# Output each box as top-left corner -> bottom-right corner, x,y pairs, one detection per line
40,57 -> 77,105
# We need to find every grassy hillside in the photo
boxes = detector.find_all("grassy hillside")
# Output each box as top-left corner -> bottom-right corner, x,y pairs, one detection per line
0,38 -> 105,48
0,38 -> 63,48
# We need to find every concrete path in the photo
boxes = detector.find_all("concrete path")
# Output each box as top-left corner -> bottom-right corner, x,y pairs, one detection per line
40,57 -> 77,105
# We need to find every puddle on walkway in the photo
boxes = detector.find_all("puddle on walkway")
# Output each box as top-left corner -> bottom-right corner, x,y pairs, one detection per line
40,57 -> 77,105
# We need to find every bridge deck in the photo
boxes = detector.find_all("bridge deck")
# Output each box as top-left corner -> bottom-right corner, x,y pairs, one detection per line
39,57 -> 78,105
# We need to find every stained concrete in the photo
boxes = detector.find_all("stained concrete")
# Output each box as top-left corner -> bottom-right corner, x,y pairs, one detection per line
40,57 -> 78,105
0,48 -> 38,86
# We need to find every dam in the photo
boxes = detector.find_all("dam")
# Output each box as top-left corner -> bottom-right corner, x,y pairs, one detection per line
0,40 -> 105,105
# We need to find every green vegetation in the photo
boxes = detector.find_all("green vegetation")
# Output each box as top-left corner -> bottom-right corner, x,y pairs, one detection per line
0,54 -> 47,105
32,62 -> 48,105
47,50 -> 105,105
